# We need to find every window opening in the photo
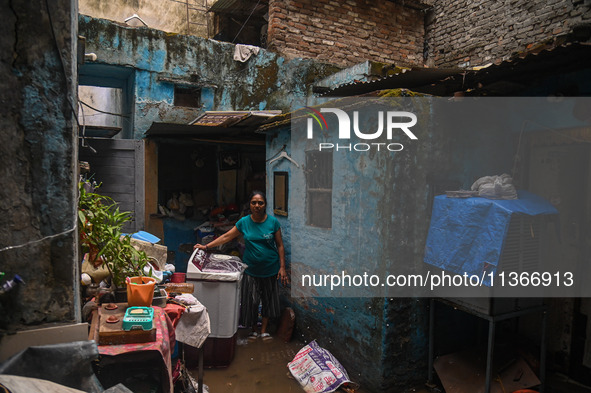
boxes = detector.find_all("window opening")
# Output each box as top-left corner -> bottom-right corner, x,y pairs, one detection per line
211,1 -> 269,47
274,172 -> 288,216
174,86 -> 201,108
306,151 -> 332,228
78,85 -> 125,138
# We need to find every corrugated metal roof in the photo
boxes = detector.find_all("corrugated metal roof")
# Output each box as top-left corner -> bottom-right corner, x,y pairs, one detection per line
317,67 -> 465,97
189,110 -> 281,126
257,91 -> 428,132
318,41 -> 591,97
145,110 -> 281,140
457,41 -> 591,96
190,111 -> 251,127
208,0 -> 238,12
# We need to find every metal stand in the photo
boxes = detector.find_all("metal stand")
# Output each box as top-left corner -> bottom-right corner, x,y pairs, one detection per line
428,298 -> 547,393
198,345 -> 204,393
179,342 -> 205,393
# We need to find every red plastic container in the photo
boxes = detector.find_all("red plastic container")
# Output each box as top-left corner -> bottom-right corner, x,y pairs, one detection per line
171,272 -> 186,283
185,333 -> 237,369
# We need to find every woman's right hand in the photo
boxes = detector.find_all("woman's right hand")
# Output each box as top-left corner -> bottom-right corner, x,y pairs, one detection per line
193,243 -> 207,251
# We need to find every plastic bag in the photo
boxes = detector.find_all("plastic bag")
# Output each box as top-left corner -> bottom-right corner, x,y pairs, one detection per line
203,253 -> 245,272
191,249 -> 246,273
288,340 -> 359,393
191,249 -> 208,270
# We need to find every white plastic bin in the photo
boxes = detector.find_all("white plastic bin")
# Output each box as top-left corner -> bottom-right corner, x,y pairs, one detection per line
186,250 -> 243,338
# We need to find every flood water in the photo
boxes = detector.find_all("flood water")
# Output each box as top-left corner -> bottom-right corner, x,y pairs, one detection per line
186,328 -> 591,393
189,328 -> 370,393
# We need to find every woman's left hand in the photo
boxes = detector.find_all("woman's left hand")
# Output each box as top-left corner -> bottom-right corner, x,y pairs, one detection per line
278,267 -> 289,286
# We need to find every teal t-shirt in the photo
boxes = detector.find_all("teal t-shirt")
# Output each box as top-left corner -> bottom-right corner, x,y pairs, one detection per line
235,215 -> 281,277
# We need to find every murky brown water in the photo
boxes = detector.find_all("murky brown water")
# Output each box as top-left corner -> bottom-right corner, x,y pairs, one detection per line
190,328 -> 310,392
187,329 -> 591,393
186,327 -> 383,393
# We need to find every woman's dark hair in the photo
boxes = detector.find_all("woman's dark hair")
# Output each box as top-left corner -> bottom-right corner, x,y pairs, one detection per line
249,190 -> 267,205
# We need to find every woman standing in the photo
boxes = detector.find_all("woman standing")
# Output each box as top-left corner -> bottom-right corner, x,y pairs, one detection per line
193,191 -> 288,340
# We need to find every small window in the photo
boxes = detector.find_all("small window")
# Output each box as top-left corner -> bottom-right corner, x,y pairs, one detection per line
306,151 -> 332,228
274,172 -> 288,216
174,86 -> 201,108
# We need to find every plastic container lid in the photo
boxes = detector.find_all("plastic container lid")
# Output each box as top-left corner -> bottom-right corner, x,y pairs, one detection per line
131,231 -> 161,244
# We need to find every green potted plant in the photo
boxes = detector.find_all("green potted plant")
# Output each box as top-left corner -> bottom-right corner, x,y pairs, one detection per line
78,182 -> 151,291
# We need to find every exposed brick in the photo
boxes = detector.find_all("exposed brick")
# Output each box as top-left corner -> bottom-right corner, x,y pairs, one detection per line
425,0 -> 587,68
267,0 -> 424,67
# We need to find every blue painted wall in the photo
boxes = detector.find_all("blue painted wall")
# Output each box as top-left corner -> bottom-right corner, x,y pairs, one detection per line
265,97 -> 522,391
79,15 -> 340,140
78,15 -> 591,392
265,94 -> 591,390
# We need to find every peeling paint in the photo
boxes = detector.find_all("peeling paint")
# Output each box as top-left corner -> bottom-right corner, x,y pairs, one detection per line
79,15 -> 340,139
1,0 -> 78,332
267,95 -> 527,390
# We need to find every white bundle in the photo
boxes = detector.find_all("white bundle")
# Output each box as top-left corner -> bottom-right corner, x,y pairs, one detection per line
471,173 -> 518,200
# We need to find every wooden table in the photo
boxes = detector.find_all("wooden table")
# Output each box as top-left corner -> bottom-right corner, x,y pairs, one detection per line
89,304 -> 174,393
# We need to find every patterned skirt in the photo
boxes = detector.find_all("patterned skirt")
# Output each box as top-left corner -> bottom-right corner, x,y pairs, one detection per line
240,273 -> 280,328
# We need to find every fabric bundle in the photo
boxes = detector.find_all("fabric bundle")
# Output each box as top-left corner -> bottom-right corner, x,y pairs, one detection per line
471,173 -> 518,200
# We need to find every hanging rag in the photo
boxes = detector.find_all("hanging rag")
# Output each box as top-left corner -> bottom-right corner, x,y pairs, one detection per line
233,44 -> 260,62
174,303 -> 211,348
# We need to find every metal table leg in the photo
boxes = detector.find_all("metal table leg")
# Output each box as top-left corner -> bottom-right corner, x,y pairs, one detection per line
540,310 -> 547,393
198,345 -> 204,393
485,319 -> 495,393
428,298 -> 435,384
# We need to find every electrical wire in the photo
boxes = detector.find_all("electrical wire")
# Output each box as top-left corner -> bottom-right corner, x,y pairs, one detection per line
1,2 -> 86,254
231,0 -> 261,44
4,6 -> 81,253
80,100 -> 131,118
78,101 -> 97,154
0,226 -> 77,254
44,0 -> 81,129
79,100 -> 86,140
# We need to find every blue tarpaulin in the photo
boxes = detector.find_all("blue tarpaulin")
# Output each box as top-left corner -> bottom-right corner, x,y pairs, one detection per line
424,190 -> 558,284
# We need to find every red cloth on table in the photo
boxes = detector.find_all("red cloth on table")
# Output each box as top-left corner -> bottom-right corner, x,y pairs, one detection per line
163,303 -> 187,328
97,306 -> 175,393
164,303 -> 188,385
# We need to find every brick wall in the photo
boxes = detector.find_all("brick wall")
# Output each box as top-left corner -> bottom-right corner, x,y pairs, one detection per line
267,0 -> 425,67
425,0 -> 591,68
